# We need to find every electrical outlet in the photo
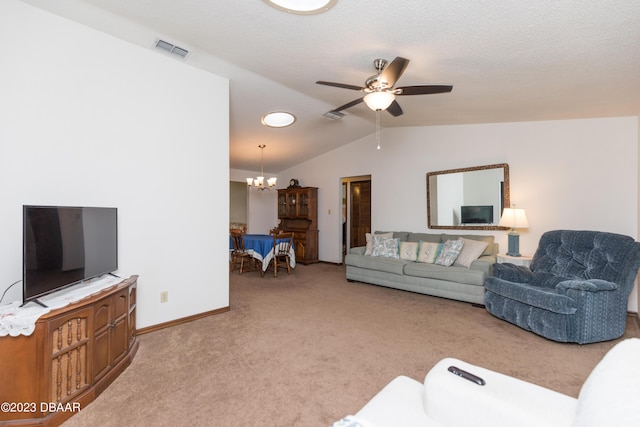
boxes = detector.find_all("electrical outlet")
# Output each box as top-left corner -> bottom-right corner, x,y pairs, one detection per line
160,291 -> 168,303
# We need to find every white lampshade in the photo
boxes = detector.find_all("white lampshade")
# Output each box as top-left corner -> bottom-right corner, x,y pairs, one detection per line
498,208 -> 529,229
363,91 -> 396,111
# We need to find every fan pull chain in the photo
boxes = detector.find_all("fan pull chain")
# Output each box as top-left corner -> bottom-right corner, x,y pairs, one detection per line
376,110 -> 381,150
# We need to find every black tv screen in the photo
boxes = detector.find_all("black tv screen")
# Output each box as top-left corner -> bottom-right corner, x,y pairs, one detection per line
460,205 -> 494,224
23,206 -> 117,304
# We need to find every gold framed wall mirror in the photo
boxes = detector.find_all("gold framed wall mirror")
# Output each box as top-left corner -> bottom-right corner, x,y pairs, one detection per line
427,163 -> 510,230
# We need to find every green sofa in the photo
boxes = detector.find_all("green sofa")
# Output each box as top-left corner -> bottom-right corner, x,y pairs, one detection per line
345,231 -> 497,305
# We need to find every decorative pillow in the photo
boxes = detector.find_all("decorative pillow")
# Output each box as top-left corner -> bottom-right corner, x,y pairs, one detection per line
417,241 -> 442,264
365,232 -> 393,256
399,241 -> 419,261
435,239 -> 464,266
372,236 -> 399,259
454,237 -> 489,268
441,234 -> 495,256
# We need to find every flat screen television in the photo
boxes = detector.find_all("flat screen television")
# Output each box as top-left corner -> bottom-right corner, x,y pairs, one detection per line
460,205 -> 494,225
23,205 -> 118,306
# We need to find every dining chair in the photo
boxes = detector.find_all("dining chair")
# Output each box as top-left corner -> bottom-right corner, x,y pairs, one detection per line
271,232 -> 294,277
230,229 -> 258,275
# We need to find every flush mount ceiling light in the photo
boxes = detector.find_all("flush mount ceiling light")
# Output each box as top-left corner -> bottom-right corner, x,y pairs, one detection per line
263,0 -> 338,15
261,111 -> 296,128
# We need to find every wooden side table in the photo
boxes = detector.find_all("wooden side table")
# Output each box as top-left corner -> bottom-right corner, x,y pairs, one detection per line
497,253 -> 533,267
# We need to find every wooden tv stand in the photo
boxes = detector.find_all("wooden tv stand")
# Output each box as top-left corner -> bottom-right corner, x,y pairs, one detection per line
0,275 -> 139,427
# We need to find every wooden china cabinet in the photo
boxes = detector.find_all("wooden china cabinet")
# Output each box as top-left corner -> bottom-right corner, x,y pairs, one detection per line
277,187 -> 319,264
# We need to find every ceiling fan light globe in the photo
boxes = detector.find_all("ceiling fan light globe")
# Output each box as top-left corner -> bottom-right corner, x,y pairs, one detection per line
363,92 -> 395,111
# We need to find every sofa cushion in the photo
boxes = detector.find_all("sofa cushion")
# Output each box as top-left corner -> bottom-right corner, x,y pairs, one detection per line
417,242 -> 442,264
441,234 -> 495,256
346,254 -> 407,275
350,246 -> 367,256
468,257 -> 495,276
454,237 -> 489,268
435,239 -> 464,266
399,241 -> 419,261
377,231 -> 411,242
407,233 -> 441,243
404,262 -> 487,286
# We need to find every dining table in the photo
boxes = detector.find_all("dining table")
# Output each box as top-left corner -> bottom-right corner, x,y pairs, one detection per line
235,234 -> 296,274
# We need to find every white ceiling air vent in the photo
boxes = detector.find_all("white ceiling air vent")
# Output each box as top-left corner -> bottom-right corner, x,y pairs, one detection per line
154,39 -> 189,59
323,110 -> 344,120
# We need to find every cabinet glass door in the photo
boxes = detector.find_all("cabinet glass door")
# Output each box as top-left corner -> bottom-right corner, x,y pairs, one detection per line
278,193 -> 287,216
299,192 -> 309,217
287,193 -> 297,216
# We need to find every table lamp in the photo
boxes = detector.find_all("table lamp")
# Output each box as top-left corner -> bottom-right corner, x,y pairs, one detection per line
498,207 -> 529,257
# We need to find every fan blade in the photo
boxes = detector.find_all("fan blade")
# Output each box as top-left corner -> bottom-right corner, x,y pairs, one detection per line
331,97 -> 364,113
396,85 -> 453,95
379,57 -> 409,88
316,81 -> 365,91
386,100 -> 403,117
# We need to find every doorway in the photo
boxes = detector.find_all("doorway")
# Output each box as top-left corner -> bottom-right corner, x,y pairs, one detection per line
341,176 -> 372,261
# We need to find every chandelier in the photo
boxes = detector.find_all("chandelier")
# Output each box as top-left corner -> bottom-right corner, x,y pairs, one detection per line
247,144 -> 277,190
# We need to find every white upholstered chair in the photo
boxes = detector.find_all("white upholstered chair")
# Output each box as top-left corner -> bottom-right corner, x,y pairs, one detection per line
335,338 -> 640,427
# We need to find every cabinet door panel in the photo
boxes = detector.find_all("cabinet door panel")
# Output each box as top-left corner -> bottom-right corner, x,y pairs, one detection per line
129,286 -> 137,346
94,303 -> 110,333
112,317 -> 128,365
93,327 -> 111,383
49,308 -> 92,405
114,292 -> 127,318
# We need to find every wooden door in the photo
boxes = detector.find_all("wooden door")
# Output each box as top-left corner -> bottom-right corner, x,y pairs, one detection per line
350,180 -> 371,249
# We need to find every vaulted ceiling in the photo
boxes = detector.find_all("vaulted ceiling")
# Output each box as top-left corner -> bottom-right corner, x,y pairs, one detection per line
24,0 -> 640,172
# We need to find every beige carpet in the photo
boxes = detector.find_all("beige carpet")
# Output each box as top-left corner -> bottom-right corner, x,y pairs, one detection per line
62,263 -> 640,426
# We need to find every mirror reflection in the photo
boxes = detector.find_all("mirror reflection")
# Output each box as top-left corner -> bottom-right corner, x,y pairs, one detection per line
427,164 -> 510,230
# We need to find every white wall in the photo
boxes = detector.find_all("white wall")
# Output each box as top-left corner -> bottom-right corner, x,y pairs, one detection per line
229,169 -> 278,234
273,117 -> 639,311
0,1 -> 230,328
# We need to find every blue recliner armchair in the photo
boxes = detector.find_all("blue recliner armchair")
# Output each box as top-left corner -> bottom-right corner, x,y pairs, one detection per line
485,230 -> 640,344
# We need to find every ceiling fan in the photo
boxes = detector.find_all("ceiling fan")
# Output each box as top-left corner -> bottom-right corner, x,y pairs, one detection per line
316,57 -> 452,117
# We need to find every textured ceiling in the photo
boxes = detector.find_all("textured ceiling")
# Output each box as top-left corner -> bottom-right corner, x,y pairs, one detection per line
23,0 -> 640,172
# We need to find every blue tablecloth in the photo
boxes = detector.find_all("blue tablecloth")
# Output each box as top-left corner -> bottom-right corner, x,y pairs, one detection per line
231,234 -> 295,272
